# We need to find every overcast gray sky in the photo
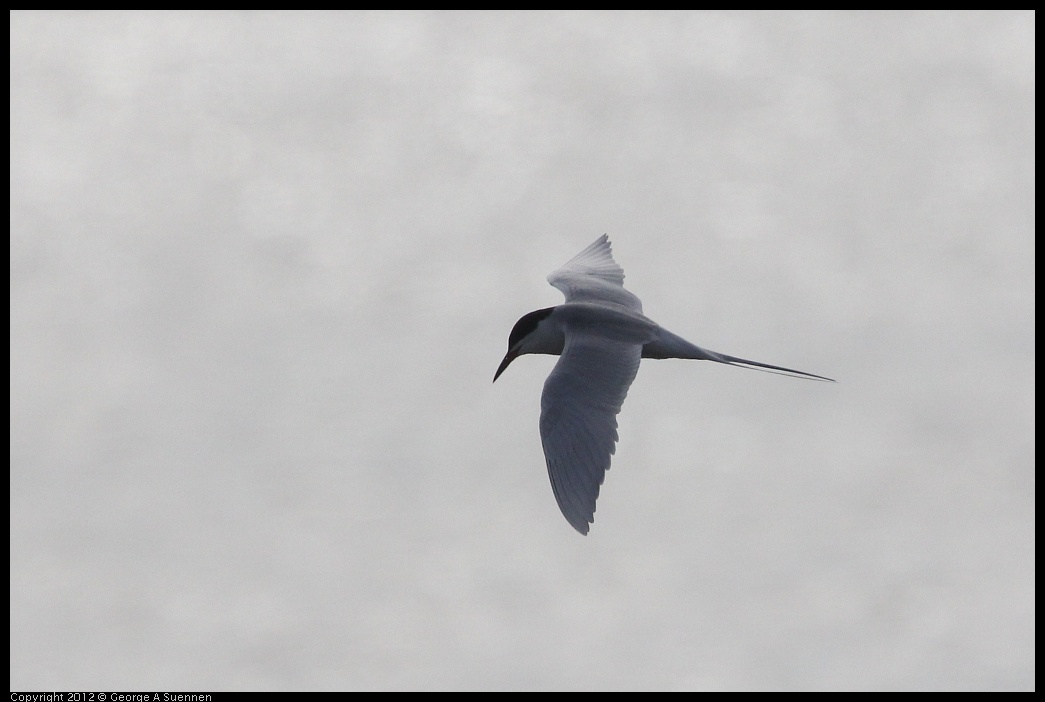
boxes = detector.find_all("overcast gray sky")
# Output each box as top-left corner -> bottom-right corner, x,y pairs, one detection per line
10,11 -> 1034,691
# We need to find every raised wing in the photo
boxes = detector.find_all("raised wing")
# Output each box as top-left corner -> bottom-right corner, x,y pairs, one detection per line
538,331 -> 642,534
547,234 -> 643,311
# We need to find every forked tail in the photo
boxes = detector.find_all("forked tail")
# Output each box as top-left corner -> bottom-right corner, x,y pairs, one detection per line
704,349 -> 835,382
642,328 -> 834,382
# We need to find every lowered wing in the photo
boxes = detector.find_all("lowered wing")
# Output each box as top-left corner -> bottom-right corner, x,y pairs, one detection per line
539,331 -> 643,534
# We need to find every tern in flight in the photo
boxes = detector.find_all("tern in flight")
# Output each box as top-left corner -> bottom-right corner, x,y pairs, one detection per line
494,235 -> 833,534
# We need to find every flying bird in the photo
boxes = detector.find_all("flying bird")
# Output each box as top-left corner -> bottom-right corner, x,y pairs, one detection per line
494,235 -> 833,534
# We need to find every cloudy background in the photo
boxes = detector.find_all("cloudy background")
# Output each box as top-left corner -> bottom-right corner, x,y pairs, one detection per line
10,11 -> 1034,691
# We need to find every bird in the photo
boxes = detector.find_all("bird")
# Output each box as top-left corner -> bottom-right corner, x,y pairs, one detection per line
494,234 -> 834,535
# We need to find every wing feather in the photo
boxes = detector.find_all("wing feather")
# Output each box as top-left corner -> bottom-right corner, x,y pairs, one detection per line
539,332 -> 642,534
547,234 -> 643,311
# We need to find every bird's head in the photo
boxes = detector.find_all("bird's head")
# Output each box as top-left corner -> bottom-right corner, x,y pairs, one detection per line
493,307 -> 562,382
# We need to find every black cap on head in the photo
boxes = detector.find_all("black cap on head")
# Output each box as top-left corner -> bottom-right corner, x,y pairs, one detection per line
507,307 -> 555,350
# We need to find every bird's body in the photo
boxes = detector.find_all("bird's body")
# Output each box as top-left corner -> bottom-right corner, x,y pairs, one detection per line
494,235 -> 833,534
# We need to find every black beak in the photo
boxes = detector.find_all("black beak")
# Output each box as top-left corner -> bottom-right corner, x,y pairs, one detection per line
493,350 -> 518,382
